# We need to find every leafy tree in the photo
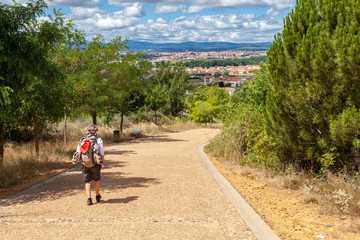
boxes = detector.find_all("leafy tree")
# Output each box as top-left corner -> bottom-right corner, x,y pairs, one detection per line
190,85 -> 229,123
0,0 -> 75,159
231,63 -> 268,109
72,35 -> 127,125
145,84 -> 168,125
191,101 -> 213,124
152,62 -> 191,116
106,52 -> 151,132
265,0 -> 360,172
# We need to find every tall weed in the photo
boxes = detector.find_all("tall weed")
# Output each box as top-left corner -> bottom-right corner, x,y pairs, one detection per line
207,103 -> 280,169
315,173 -> 360,216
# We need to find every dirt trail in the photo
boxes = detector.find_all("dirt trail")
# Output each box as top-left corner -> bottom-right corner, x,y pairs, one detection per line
0,128 -> 257,240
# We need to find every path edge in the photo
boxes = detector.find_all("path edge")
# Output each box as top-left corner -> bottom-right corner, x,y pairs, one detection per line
198,143 -> 281,240
0,143 -> 125,206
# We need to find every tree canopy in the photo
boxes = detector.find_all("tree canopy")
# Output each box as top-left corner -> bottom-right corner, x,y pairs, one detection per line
0,0 -> 76,159
265,0 -> 360,172
151,62 -> 191,116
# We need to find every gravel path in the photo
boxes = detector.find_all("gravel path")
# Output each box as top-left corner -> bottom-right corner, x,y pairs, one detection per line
0,128 -> 256,240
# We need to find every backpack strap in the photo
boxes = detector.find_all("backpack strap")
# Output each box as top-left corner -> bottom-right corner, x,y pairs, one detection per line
87,134 -> 98,143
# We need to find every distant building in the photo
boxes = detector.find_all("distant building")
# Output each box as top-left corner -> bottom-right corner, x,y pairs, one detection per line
224,87 -> 235,95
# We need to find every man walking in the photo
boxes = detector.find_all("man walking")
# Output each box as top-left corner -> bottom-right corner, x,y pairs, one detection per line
74,124 -> 105,205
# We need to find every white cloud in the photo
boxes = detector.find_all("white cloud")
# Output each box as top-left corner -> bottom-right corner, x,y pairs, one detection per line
107,13 -> 283,43
107,0 -> 295,13
70,7 -> 104,19
266,6 -> 289,20
123,2 -> 144,17
183,0 -> 295,13
75,3 -> 144,31
2,0 -> 101,8
154,4 -> 185,14
155,17 -> 168,24
47,0 -> 100,8
1,0 -> 27,4
16,0 -> 290,43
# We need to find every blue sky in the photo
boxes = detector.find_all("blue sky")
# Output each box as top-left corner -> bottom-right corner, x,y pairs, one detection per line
3,0 -> 296,43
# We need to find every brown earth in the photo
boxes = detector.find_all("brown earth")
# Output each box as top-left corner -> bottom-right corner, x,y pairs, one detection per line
210,158 -> 360,240
0,162 -> 74,200
1,128 -> 359,239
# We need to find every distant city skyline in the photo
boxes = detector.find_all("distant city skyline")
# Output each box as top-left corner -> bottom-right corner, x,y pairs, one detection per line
3,0 -> 296,43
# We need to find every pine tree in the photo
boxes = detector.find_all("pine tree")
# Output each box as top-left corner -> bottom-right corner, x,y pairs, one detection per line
265,0 -> 360,172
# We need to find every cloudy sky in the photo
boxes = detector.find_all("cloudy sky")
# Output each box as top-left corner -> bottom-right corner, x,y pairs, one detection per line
3,0 -> 296,43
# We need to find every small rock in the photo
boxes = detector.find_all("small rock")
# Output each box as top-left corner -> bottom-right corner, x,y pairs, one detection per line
326,224 -> 332,227
294,227 -> 301,231
340,216 -> 346,220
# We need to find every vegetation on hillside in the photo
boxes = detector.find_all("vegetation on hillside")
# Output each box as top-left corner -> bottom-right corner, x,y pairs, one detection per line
209,0 -> 360,174
207,0 -> 360,215
168,56 -> 267,68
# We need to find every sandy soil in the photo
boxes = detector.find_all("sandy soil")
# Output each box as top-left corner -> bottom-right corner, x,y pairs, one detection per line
211,158 -> 360,240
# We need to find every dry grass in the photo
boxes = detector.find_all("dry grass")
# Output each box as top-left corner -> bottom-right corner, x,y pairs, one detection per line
125,121 -> 200,136
205,150 -> 360,218
209,154 -> 360,239
1,118 -> 201,189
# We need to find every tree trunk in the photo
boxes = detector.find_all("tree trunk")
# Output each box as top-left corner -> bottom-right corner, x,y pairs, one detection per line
0,122 -> 4,163
120,112 -> 124,134
34,112 -> 39,156
91,111 -> 97,125
154,110 -> 157,125
64,108 -> 67,149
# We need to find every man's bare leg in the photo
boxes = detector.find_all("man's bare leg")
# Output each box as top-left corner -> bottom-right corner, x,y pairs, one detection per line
95,180 -> 100,196
85,182 -> 92,198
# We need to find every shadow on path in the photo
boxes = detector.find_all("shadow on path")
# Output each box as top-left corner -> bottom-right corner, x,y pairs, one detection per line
105,150 -> 136,156
102,196 -> 139,204
4,168 -> 160,206
129,135 -> 187,144
2,134 -> 183,206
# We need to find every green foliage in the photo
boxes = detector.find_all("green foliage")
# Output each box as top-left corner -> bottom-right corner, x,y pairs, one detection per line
151,62 -> 191,116
190,85 -> 229,123
146,84 -> 168,112
145,83 -> 168,124
265,0 -> 360,173
0,0 -> 78,158
179,56 -> 267,68
105,51 -> 151,120
208,102 -> 279,168
70,35 -> 127,124
329,107 -> 360,148
231,63 -> 268,109
206,63 -> 282,169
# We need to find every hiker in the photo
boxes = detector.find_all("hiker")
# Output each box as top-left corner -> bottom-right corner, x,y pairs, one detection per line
73,124 -> 105,205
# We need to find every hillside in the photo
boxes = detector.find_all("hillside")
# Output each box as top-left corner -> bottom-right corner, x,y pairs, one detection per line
127,40 -> 271,52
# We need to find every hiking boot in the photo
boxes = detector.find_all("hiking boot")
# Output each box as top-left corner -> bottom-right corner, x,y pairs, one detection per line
87,198 -> 93,205
96,194 -> 102,203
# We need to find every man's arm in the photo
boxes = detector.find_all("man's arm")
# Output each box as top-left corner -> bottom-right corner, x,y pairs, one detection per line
97,137 -> 105,166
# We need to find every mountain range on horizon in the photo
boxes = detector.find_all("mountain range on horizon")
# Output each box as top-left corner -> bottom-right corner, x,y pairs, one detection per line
126,40 -> 271,52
